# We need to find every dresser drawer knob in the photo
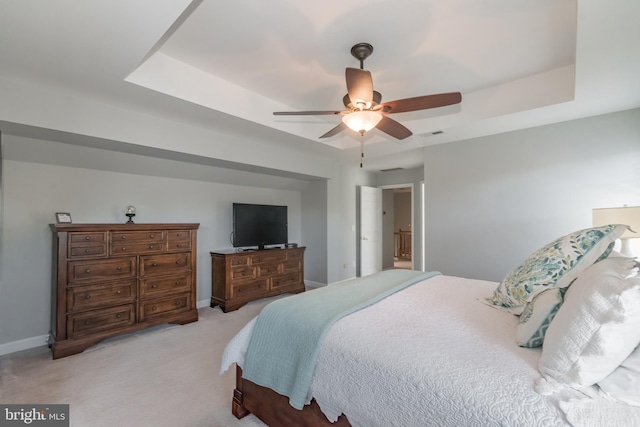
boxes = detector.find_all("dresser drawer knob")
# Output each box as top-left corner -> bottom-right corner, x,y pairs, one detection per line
84,320 -> 90,325
116,313 -> 122,319
175,281 -> 181,286
149,245 -> 154,249
150,234 -> 154,238
121,247 -> 126,251
151,284 -> 157,289
85,269 -> 91,274
152,262 -> 157,267
175,301 -> 181,306
176,260 -> 182,265
121,235 -> 126,239
116,266 -> 121,271
177,233 -> 182,237
176,244 -> 182,248
85,294 -> 91,299
85,236 -> 90,240
85,249 -> 89,253
116,290 -> 121,294
151,306 -> 157,311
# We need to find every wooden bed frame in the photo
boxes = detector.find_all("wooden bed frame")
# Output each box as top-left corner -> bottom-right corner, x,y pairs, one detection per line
232,365 -> 352,426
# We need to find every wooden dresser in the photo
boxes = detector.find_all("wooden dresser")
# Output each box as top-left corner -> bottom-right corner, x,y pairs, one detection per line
50,223 -> 199,359
210,247 -> 305,312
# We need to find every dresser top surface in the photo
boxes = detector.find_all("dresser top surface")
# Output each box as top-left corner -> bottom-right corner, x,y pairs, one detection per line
51,223 -> 200,232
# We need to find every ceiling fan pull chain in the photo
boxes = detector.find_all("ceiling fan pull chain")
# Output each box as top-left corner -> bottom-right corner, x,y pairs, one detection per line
360,136 -> 364,168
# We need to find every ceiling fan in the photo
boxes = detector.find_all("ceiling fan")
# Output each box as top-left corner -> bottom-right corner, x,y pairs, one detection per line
273,43 -> 462,140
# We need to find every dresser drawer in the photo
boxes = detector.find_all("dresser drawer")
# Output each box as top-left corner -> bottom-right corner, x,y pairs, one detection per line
67,304 -> 135,338
139,294 -> 191,322
110,231 -> 165,255
229,256 -> 250,267
140,253 -> 191,276
257,263 -> 281,277
230,266 -> 256,281
69,244 -> 108,258
111,242 -> 165,255
69,232 -> 107,245
251,251 -> 287,264
68,232 -> 108,259
282,259 -> 301,272
67,257 -> 136,284
139,273 -> 191,299
67,280 -> 136,312
271,272 -> 301,289
111,230 -> 165,243
231,280 -> 268,299
167,230 -> 192,252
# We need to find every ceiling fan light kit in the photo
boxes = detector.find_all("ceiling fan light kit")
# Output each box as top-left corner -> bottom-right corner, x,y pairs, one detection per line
342,110 -> 383,134
273,42 -> 462,163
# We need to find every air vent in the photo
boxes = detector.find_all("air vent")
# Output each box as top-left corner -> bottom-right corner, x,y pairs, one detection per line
419,130 -> 444,137
380,167 -> 403,172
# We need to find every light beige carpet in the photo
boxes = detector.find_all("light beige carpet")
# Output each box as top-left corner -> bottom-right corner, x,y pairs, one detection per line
0,297 -> 281,427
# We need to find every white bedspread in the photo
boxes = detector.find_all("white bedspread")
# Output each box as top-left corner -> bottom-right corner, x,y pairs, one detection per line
220,275 -> 614,426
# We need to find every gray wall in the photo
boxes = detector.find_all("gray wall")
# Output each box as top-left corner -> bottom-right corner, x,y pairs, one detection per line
0,133 -> 367,353
326,164 -> 374,283
424,108 -> 640,282
394,193 -> 412,232
0,136 -> 304,346
301,179 -> 328,285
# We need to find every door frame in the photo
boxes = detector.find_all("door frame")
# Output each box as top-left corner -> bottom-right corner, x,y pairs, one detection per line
379,183 -> 415,271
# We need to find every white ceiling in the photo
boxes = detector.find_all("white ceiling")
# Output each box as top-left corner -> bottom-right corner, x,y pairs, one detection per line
1,0 -> 639,172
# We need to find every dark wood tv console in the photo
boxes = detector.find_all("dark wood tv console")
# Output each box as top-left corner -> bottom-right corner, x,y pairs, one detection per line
210,247 -> 305,312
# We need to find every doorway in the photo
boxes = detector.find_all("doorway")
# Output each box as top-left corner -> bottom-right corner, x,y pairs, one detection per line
358,184 -> 414,276
381,185 -> 413,270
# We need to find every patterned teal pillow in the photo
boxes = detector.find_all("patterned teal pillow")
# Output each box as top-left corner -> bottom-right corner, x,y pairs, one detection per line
516,287 -> 567,348
485,224 -> 628,315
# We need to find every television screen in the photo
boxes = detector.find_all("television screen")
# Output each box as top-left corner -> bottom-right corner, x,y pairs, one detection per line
232,203 -> 288,249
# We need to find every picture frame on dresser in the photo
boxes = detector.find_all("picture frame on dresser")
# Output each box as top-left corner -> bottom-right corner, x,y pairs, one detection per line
55,212 -> 72,223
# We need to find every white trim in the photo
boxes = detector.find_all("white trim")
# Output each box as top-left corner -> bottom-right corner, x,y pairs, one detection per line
0,334 -> 49,356
304,280 -> 326,289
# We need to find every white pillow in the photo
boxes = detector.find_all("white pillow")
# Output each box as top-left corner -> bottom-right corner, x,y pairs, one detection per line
538,256 -> 640,390
516,287 -> 565,348
598,343 -> 640,406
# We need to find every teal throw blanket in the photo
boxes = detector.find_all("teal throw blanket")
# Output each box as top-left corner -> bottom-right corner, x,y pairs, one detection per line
242,269 -> 440,409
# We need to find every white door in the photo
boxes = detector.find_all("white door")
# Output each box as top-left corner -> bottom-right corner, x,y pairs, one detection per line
360,185 -> 382,276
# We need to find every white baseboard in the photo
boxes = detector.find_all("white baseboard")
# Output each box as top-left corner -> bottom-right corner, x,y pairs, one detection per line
0,334 -> 49,357
304,280 -> 326,289
197,298 -> 211,309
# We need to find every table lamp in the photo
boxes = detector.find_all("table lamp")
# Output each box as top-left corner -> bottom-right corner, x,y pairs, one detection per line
593,205 -> 640,257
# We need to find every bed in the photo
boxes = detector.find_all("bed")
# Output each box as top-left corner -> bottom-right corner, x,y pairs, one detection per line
220,225 -> 640,427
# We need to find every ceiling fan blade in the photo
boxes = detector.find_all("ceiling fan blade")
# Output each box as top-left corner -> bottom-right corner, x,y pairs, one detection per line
379,92 -> 462,114
375,116 -> 413,140
274,110 -> 343,115
319,122 -> 347,139
345,68 -> 373,108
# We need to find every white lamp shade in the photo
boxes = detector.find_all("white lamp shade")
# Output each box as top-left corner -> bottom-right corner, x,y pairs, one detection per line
593,206 -> 640,239
342,110 -> 383,134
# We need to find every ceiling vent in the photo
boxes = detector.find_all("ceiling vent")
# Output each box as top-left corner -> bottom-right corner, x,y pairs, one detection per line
419,130 -> 444,137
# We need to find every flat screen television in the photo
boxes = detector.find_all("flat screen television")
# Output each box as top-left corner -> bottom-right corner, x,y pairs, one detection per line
232,203 -> 288,250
